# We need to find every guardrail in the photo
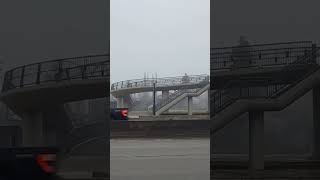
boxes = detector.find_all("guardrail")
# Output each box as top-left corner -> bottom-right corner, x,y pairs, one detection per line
211,41 -> 313,72
2,54 -> 109,92
111,74 -> 209,91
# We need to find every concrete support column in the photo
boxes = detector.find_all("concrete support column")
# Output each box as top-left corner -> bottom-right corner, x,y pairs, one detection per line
207,90 -> 210,113
188,96 -> 193,115
116,97 -> 124,108
249,111 -> 264,170
162,90 -> 169,100
116,96 -> 130,108
313,86 -> 320,159
21,112 -> 44,147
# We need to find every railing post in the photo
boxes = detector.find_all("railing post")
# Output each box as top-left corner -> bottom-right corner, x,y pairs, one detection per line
219,91 -> 221,107
36,63 -> 41,84
3,71 -> 12,91
101,66 -> 104,76
153,82 -> 156,116
66,68 -> 70,80
20,66 -> 25,88
82,66 -> 87,79
312,44 -> 317,64
9,70 -> 13,88
2,72 -> 7,92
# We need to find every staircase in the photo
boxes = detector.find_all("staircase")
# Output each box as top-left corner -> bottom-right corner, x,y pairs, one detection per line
211,44 -> 320,133
155,81 -> 209,115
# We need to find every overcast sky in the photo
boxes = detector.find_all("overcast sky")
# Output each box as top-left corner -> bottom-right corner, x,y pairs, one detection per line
0,1 -> 109,71
211,0 -> 320,151
110,0 -> 210,83
212,0 -> 320,47
2,1 -> 320,82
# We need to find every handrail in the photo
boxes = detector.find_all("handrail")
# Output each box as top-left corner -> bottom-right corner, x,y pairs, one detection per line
154,80 -> 209,111
212,46 -> 320,116
2,54 -> 109,92
111,74 -> 209,91
211,41 -> 313,71
211,41 -> 312,51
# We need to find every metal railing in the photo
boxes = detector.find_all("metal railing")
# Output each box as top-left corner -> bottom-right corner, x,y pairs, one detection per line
2,54 -> 109,92
211,41 -> 313,71
111,74 -> 209,91
211,46 -> 320,116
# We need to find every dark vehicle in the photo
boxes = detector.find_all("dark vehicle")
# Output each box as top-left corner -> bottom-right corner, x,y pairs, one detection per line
111,108 -> 129,120
0,147 -> 57,180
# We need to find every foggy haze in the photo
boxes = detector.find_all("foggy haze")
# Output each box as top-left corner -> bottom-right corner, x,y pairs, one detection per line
0,1 -> 109,71
111,0 -> 210,83
212,0 -> 320,47
211,0 -> 320,154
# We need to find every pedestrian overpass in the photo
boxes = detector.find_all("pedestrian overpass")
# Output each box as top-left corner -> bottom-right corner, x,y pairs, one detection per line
211,41 -> 320,171
0,54 -> 109,155
111,74 -> 210,115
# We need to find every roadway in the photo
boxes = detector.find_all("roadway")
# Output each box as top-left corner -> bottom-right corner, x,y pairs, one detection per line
110,138 -> 210,180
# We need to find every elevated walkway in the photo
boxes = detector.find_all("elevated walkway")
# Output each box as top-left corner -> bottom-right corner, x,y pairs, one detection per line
211,41 -> 320,170
0,54 -> 110,176
110,74 -> 209,97
155,83 -> 209,115
211,41 -> 315,88
1,54 -> 109,115
212,67 -> 320,133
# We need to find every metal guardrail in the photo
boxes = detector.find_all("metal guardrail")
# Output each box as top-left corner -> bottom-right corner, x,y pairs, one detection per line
211,45 -> 320,116
2,54 -> 109,92
111,74 -> 209,91
211,41 -> 313,72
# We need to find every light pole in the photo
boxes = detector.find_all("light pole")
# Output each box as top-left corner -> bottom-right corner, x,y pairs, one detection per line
153,81 -> 156,116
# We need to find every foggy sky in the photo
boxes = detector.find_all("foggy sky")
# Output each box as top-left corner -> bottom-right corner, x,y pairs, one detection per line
211,0 -> 320,153
110,0 -> 210,83
0,1 -> 109,71
212,0 -> 320,47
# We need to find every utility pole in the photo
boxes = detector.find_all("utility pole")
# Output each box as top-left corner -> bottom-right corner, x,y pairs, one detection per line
153,81 -> 156,116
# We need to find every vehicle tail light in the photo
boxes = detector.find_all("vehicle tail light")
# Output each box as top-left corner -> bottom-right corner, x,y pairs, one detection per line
36,154 -> 56,174
121,109 -> 128,117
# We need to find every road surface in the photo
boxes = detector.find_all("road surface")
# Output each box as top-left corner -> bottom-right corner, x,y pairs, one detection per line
111,138 -> 210,180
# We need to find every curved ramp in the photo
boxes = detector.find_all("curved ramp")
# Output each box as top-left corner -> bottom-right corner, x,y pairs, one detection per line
0,54 -> 109,115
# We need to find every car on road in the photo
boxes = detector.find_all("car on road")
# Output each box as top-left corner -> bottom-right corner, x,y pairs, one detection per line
0,147 -> 57,180
111,108 -> 129,120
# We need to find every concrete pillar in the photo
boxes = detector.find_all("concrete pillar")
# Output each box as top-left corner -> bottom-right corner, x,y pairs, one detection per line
116,97 -> 124,108
162,90 -> 169,100
207,90 -> 210,113
188,96 -> 193,115
249,111 -> 264,170
21,112 -> 44,147
116,96 -> 130,108
313,86 -> 320,159
83,100 -> 89,115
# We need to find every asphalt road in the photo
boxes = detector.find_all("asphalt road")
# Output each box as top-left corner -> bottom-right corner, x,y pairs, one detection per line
110,138 -> 210,180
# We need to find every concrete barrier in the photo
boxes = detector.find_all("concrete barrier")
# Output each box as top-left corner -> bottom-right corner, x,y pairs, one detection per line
111,119 -> 210,138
